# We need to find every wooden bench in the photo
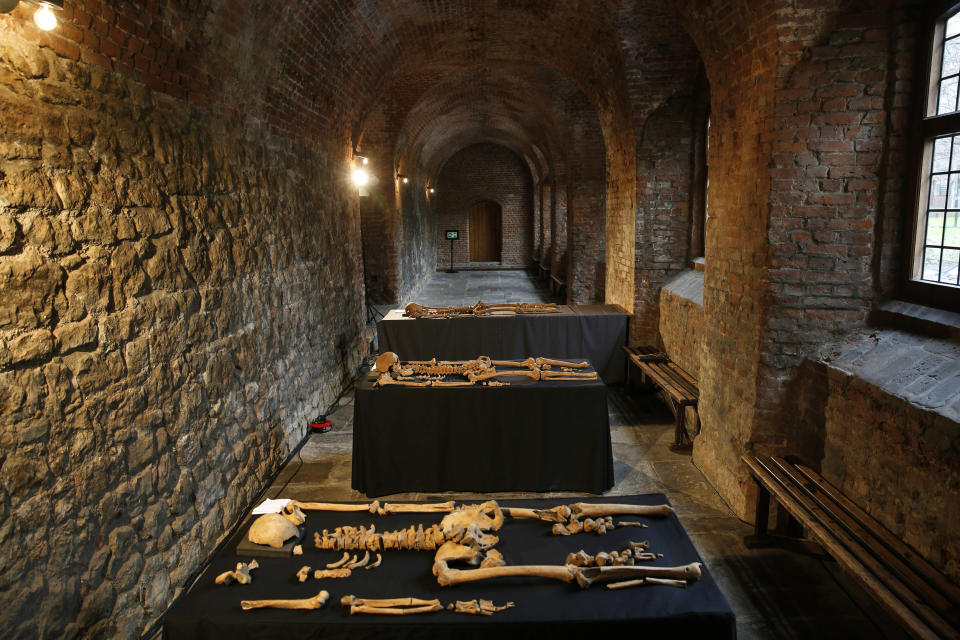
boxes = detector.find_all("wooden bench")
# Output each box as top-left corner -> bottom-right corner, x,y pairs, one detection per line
623,345 -> 699,450
743,455 -> 960,640
549,254 -> 567,300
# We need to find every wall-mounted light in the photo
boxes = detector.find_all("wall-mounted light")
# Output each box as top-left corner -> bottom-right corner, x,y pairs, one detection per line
351,168 -> 369,187
396,173 -> 409,185
1,1 -> 64,31
427,187 -> 435,194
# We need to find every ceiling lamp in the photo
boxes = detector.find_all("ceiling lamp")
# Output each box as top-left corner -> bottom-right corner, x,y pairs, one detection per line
0,1 -> 64,31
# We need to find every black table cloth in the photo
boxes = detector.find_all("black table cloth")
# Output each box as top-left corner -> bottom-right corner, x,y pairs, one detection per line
162,495 -> 735,640
377,304 -> 629,384
352,367 -> 613,496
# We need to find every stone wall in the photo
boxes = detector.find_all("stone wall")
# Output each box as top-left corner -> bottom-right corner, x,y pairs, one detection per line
398,179 -> 436,304
0,21 -> 365,640
434,143 -> 533,267
659,270 -> 704,380
803,329 -> 960,583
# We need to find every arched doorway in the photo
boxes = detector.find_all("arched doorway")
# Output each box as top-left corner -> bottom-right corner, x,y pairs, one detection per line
469,200 -> 502,262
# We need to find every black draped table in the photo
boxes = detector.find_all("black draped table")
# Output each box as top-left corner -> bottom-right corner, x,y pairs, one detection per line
162,495 -> 736,640
352,366 -> 613,497
377,304 -> 629,384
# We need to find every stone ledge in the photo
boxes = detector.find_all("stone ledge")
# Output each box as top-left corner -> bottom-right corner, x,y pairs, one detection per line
814,327 -> 960,424
870,298 -> 960,340
662,269 -> 704,307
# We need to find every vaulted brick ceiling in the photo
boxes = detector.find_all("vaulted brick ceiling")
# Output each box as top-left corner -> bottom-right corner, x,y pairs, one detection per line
265,0 -> 696,173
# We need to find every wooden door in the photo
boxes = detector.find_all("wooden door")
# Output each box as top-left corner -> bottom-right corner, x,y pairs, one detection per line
469,201 -> 501,262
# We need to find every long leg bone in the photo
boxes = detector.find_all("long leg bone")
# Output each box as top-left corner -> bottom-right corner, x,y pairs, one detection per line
432,543 -> 701,589
570,503 -> 675,519
377,501 -> 454,515
607,577 -> 688,589
375,373 -> 431,387
535,357 -> 589,368
241,590 -> 330,611
341,596 -> 443,615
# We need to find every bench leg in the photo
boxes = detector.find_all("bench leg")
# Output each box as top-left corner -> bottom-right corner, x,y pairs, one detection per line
744,482 -> 771,548
668,403 -> 693,451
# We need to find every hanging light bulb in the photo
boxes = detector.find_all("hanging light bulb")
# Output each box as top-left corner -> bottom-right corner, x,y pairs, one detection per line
33,4 -> 57,30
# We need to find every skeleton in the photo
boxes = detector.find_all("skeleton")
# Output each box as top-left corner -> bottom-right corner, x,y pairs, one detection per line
372,353 -> 600,387
432,542 -> 702,589
404,301 -> 559,319
241,590 -> 330,611
448,599 -> 516,615
215,560 -> 259,585
365,553 -> 382,570
341,595 -> 443,615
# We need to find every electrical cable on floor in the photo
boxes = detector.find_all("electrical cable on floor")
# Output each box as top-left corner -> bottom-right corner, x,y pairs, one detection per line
139,357 -> 372,640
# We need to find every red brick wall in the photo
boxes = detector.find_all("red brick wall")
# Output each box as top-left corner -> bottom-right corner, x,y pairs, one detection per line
434,143 -> 533,267
632,96 -> 698,344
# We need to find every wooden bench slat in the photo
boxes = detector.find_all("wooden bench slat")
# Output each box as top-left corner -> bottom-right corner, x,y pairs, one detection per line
635,360 -> 696,402
624,351 -> 698,401
771,457 -> 959,627
744,456 -> 957,640
793,462 -> 960,613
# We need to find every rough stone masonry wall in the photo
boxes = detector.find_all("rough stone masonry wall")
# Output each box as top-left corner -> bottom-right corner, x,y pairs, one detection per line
435,143 -> 533,267
0,19 -> 365,640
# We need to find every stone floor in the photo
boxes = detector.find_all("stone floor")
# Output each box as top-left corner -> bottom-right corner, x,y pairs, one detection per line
403,268 -> 553,307
262,271 -> 900,639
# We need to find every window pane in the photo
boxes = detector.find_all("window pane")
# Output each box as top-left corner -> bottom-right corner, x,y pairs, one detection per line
941,248 -> 959,284
935,136 -> 953,171
923,247 -> 942,281
946,211 -> 960,247
948,14 -> 960,38
927,210 -> 945,245
938,76 -> 959,115
951,136 -> 960,170
930,174 -> 948,209
950,173 -> 960,208
945,37 -> 960,77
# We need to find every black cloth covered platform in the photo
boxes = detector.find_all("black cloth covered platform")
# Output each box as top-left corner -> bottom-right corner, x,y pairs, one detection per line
352,367 -> 613,497
377,304 -> 629,384
162,495 -> 735,640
